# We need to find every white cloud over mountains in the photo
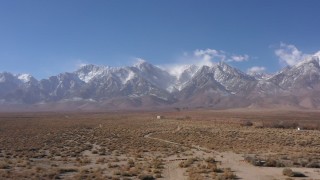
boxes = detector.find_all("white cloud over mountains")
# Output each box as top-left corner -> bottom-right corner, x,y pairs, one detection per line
275,43 -> 309,66
247,66 -> 266,74
76,60 -> 88,68
161,48 -> 250,77
193,48 -> 249,64
193,49 -> 225,66
230,54 -> 249,62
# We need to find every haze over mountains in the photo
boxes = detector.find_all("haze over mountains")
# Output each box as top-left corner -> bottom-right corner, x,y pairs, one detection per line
1,54 -> 320,111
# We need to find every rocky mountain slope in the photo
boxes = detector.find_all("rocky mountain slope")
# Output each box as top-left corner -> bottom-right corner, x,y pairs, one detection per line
1,55 -> 320,111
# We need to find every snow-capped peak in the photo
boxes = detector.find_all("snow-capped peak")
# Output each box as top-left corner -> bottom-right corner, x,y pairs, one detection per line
294,54 -> 320,68
76,64 -> 108,83
133,58 -> 147,68
17,74 -> 33,83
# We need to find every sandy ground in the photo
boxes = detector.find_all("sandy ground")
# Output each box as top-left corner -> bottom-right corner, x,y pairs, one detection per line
216,152 -> 320,180
145,126 -> 320,180
163,160 -> 187,180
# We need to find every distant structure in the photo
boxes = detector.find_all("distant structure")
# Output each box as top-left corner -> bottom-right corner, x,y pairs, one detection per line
297,127 -> 301,131
157,115 -> 163,120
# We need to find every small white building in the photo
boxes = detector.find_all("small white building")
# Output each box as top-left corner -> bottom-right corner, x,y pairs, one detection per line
157,115 -> 163,120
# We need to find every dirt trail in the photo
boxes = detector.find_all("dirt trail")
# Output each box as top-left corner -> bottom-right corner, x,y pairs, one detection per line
144,125 -> 320,180
216,152 -> 279,180
144,133 -> 182,146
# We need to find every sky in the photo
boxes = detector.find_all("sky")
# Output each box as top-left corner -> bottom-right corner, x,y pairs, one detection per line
0,0 -> 320,79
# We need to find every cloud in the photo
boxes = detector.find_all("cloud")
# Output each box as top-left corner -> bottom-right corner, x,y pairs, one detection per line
247,66 -> 266,74
75,59 -> 88,68
160,49 -> 219,77
193,48 -> 226,66
166,64 -> 192,77
274,43 -> 309,66
161,48 -> 250,77
229,54 -> 249,62
191,48 -> 249,65
133,57 -> 146,66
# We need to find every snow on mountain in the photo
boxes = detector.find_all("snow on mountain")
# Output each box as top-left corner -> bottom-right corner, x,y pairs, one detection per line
169,64 -> 201,91
17,74 -> 34,83
269,55 -> 320,90
178,65 -> 229,99
314,51 -> 320,61
76,62 -> 173,101
113,68 -> 136,85
0,72 -> 21,97
0,72 -> 12,83
294,53 -> 320,68
166,64 -> 199,80
38,72 -> 85,101
0,72 -> 37,90
133,61 -> 176,92
0,72 -> 20,83
212,62 -> 257,94
124,70 -> 135,84
75,64 -> 108,83
248,72 -> 272,80
2,57 -> 320,109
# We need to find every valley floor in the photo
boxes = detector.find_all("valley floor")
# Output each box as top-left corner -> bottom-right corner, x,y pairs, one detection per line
0,110 -> 320,179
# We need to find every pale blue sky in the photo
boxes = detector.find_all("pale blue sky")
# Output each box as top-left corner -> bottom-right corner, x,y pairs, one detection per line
0,0 -> 320,79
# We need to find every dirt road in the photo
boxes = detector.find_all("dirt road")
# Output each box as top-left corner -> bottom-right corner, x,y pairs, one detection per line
144,126 -> 320,180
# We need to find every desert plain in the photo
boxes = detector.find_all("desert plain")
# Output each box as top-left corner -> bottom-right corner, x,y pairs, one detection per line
1,109 -> 320,180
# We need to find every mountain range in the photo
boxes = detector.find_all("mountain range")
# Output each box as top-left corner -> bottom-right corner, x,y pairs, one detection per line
1,54 -> 320,111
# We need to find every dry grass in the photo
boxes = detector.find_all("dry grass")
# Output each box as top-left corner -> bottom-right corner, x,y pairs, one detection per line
0,110 -> 319,179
